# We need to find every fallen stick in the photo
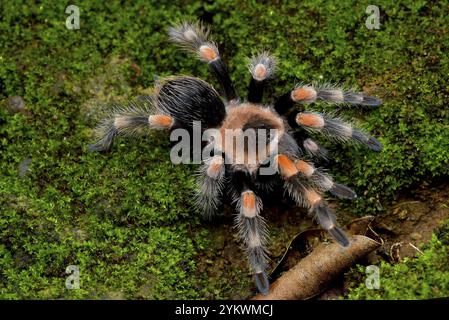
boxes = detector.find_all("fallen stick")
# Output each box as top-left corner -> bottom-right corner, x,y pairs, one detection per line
252,235 -> 380,300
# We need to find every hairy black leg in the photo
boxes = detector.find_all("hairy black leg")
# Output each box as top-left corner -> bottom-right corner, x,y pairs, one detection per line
275,81 -> 381,116
289,83 -> 381,106
209,59 -> 237,101
230,168 -> 270,295
195,154 -> 226,219
294,112 -> 383,151
88,100 -> 174,152
293,159 -> 357,200
276,154 -> 350,247
274,91 -> 302,115
292,129 -> 329,160
247,52 -> 276,103
168,21 -> 237,101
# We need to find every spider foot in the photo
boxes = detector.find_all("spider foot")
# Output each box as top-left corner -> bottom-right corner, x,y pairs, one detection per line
254,271 -> 270,296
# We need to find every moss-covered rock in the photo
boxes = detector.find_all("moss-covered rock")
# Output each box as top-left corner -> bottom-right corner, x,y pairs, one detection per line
347,221 -> 449,299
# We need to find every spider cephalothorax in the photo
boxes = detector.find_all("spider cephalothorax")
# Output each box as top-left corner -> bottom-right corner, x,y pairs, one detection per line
89,21 -> 383,295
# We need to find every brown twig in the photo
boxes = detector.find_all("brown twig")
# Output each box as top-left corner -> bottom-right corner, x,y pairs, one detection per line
252,235 -> 380,300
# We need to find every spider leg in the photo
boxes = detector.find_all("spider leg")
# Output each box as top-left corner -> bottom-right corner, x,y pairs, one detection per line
293,159 -> 357,200
311,193 -> 350,247
276,154 -> 350,247
294,111 -> 383,151
88,100 -> 174,152
195,154 -> 226,219
247,52 -> 276,103
276,153 -> 356,200
294,83 -> 382,106
275,83 -> 381,115
293,131 -> 329,160
90,75 -> 227,152
169,21 -> 237,101
235,189 -> 270,295
231,169 -> 270,295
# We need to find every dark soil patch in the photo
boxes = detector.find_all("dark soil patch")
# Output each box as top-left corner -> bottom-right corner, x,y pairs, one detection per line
317,182 -> 449,299
195,182 -> 449,299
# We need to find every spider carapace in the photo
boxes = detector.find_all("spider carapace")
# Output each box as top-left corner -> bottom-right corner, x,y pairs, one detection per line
89,21 -> 383,295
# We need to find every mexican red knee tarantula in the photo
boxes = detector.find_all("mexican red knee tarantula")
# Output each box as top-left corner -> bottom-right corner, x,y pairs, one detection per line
89,21 -> 382,295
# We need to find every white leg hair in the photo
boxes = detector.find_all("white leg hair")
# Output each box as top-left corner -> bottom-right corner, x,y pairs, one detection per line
295,112 -> 382,151
168,21 -> 219,63
290,83 -> 381,106
294,159 -> 357,199
195,155 -> 226,219
276,154 -> 350,247
247,51 -> 276,82
234,190 -> 270,295
302,138 -> 329,159
88,100 -> 170,152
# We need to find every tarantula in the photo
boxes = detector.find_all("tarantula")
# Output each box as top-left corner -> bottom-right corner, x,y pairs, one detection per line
89,21 -> 382,295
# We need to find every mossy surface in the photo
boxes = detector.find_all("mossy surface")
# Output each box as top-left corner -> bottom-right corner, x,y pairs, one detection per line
1,0 -> 449,299
347,221 -> 449,299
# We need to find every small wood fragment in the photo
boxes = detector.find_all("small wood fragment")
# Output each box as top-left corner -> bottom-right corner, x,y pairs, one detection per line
253,235 -> 380,300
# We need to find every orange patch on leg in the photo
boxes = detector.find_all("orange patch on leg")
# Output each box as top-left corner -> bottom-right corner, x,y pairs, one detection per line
291,87 -> 317,102
148,115 -> 173,129
242,191 -> 256,218
199,45 -> 218,62
295,160 -> 315,177
253,64 -> 267,80
206,156 -> 224,179
296,113 -> 325,128
276,154 -> 298,178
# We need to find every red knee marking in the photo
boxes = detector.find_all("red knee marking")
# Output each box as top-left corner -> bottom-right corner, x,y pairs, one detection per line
295,160 -> 315,177
253,64 -> 267,80
206,157 -> 223,179
242,191 -> 256,218
291,87 -> 317,102
276,154 -> 298,178
149,115 -> 173,129
199,45 -> 218,62
296,113 -> 325,128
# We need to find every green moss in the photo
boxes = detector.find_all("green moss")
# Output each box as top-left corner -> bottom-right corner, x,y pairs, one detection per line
347,221 -> 449,299
1,0 -> 449,299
